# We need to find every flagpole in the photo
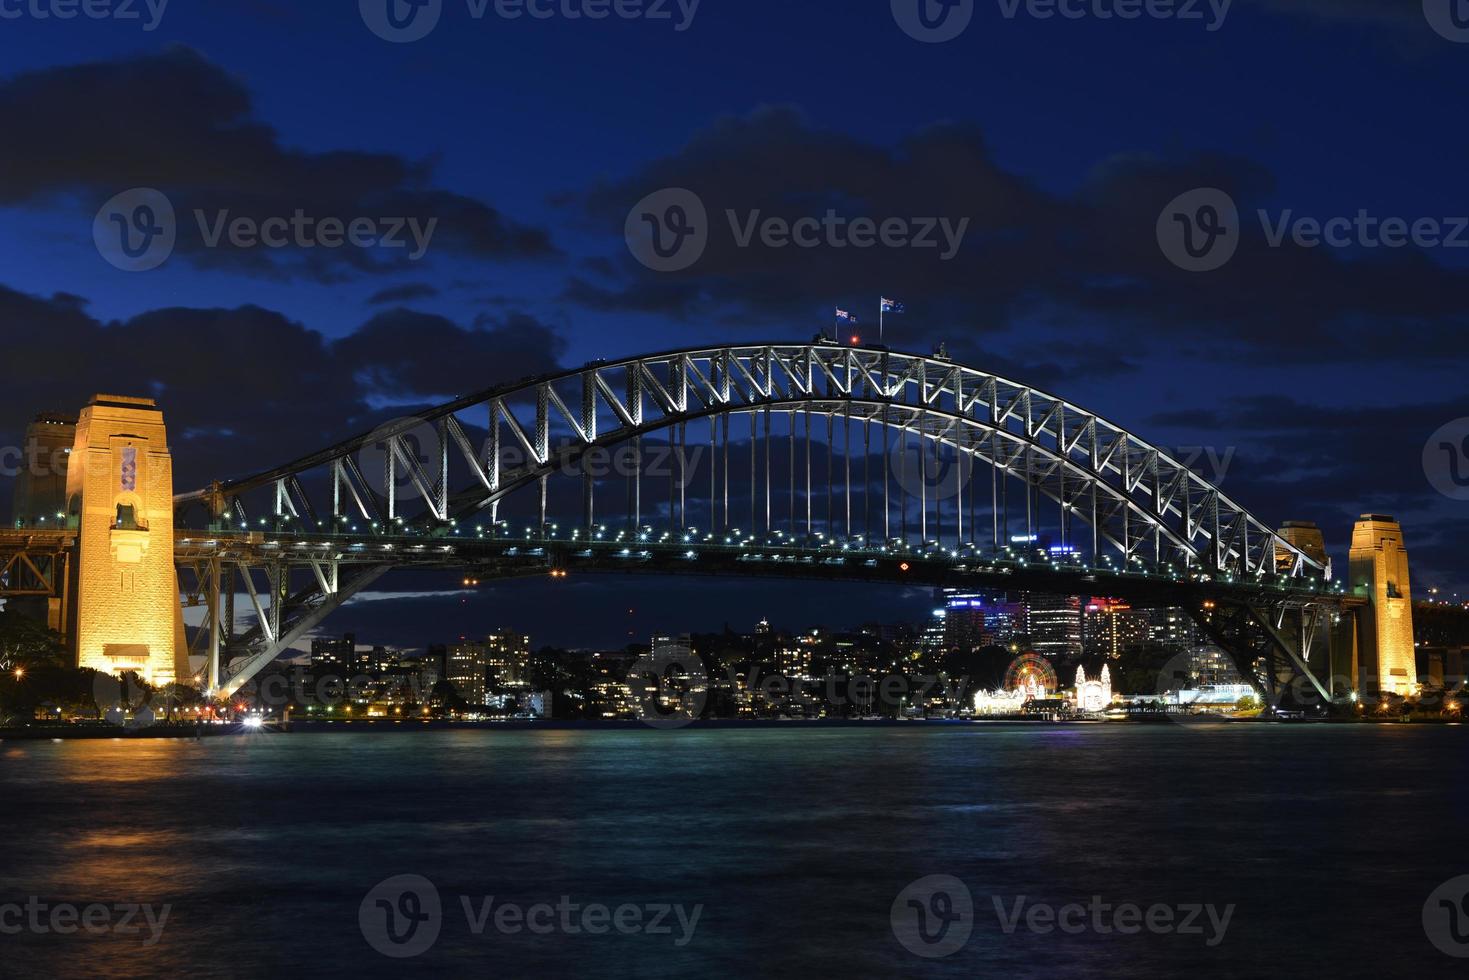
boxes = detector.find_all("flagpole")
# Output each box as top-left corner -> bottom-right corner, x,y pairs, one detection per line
879,298 -> 884,342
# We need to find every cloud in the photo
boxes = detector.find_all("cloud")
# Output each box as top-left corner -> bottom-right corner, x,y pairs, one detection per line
1147,393 -> 1469,586
332,309 -> 567,402
565,106 -> 1469,370
0,48 -> 557,278
367,283 -> 442,305
0,284 -> 568,497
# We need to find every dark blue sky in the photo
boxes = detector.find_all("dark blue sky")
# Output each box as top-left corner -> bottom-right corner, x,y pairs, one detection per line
2,0 -> 1467,649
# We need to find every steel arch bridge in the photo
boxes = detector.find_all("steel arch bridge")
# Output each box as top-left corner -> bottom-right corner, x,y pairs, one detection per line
170,342 -> 1350,701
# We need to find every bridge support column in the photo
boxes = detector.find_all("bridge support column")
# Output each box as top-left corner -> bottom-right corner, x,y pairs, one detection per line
1349,515 -> 1416,697
206,557 -> 222,693
1192,600 -> 1337,710
66,395 -> 187,687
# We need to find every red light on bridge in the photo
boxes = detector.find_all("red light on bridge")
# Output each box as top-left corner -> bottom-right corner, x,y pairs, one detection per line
899,562 -> 910,572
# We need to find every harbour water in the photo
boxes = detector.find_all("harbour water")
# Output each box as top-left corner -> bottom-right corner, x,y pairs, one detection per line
1,724 -> 1465,977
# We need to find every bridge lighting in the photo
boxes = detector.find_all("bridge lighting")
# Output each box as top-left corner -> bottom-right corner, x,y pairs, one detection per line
899,562 -> 911,572
12,668 -> 23,680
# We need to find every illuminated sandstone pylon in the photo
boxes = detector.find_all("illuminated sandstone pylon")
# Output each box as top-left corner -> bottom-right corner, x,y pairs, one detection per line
66,395 -> 186,686
1348,515 -> 1416,696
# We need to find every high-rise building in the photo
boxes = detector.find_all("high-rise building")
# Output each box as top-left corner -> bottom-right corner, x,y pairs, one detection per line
446,642 -> 489,707
1026,594 -> 1082,659
485,630 -> 531,688
942,594 -> 991,655
1084,599 -> 1151,659
1350,515 -> 1416,695
1189,645 -> 1246,689
1147,607 -> 1197,652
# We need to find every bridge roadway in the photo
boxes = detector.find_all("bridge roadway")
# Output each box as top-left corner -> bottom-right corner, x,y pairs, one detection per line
0,528 -> 74,600
173,528 -> 1364,611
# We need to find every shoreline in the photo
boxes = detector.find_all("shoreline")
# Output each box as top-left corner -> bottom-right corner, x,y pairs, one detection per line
2,716 -> 1462,739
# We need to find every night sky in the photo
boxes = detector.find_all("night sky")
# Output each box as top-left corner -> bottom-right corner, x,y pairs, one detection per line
2,0 -> 1466,651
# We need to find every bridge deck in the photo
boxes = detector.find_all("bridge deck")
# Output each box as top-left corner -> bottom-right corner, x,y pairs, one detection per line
172,529 -> 1364,610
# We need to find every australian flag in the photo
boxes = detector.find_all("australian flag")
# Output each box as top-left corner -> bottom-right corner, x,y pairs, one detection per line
881,298 -> 905,315
835,308 -> 858,323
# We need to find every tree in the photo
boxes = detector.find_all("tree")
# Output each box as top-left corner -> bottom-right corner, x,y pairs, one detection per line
0,609 -> 67,671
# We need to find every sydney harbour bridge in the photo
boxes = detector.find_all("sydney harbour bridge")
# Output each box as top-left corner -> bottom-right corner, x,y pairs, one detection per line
1,342 -> 1406,707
